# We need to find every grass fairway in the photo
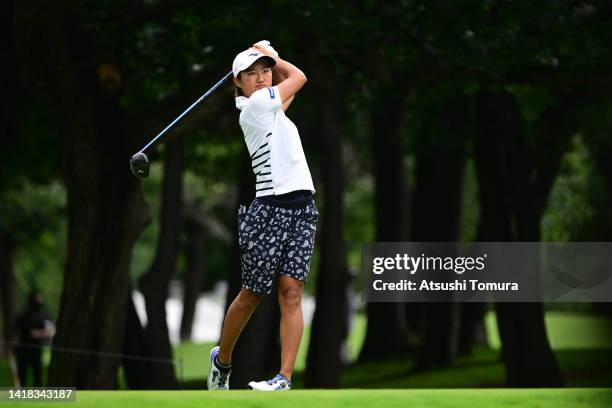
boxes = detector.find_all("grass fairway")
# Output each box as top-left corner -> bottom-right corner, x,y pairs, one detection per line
3,310 -> 611,392
2,388 -> 611,408
175,311 -> 612,389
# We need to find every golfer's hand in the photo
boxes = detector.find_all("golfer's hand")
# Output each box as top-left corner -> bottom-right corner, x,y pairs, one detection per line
252,41 -> 278,57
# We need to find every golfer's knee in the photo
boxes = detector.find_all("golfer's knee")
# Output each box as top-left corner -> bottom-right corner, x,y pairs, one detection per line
279,285 -> 302,309
237,288 -> 263,309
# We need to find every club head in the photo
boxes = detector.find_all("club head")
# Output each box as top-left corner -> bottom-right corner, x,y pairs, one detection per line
130,152 -> 150,178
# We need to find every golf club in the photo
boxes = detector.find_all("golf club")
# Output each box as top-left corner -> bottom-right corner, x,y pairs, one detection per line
130,70 -> 233,178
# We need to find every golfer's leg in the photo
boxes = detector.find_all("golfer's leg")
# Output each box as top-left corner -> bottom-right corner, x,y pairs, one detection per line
218,288 -> 263,364
278,275 -> 305,380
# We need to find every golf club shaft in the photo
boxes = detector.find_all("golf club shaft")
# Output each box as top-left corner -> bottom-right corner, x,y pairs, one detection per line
138,70 -> 233,154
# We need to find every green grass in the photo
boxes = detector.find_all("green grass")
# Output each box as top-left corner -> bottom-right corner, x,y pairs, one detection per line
3,310 -> 611,389
175,310 -> 611,385
173,342 -> 214,382
1,389 -> 611,408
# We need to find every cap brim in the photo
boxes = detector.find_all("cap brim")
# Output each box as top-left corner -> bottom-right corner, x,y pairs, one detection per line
234,55 -> 276,77
258,56 -> 276,67
245,55 -> 276,71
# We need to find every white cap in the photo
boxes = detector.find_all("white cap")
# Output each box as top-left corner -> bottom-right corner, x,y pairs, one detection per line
232,48 -> 276,78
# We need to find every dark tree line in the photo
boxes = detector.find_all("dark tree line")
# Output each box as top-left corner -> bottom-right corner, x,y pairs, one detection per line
2,0 -> 611,390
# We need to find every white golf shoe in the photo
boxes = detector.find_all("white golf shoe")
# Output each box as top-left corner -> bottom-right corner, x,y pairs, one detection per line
248,373 -> 292,391
207,346 -> 231,390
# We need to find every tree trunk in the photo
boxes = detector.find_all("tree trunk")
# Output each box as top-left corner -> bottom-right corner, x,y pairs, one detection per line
474,89 -> 567,387
121,287 -> 154,389
409,94 -> 468,370
0,237 -> 16,354
138,136 -> 184,389
47,79 -> 150,388
179,205 -> 206,341
411,147 -> 465,369
13,3 -> 152,388
359,91 -> 408,362
305,103 -> 347,388
457,303 -> 487,355
1,0 -> 17,359
224,150 -> 255,310
583,96 -> 612,317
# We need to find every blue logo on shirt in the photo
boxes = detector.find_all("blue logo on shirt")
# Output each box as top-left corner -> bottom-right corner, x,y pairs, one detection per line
268,87 -> 275,99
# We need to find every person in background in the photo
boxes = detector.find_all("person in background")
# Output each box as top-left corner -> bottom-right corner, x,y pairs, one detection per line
14,291 -> 55,387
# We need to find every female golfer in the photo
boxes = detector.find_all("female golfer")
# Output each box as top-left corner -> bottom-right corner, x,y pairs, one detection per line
207,41 -> 319,391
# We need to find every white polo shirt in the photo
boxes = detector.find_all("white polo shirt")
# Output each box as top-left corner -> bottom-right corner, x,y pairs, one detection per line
235,86 -> 316,198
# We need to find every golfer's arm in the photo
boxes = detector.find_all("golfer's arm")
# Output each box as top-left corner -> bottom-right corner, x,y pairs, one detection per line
282,96 -> 295,112
271,57 -> 306,108
274,69 -> 295,111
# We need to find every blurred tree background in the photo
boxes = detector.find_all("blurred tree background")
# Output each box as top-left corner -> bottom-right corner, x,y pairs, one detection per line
1,0 -> 611,390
